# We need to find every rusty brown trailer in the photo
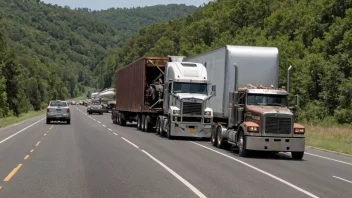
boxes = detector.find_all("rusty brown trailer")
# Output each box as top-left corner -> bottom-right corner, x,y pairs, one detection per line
115,56 -> 168,113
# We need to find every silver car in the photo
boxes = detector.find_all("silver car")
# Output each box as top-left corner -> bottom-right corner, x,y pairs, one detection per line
46,100 -> 71,124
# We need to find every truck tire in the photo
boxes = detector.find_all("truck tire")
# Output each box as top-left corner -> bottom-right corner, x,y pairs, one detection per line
144,115 -> 152,132
46,119 -> 50,124
141,115 -> 146,132
216,126 -> 229,149
291,152 -> 304,160
211,126 -> 217,146
120,112 -> 126,126
159,118 -> 165,137
112,111 -> 117,124
137,115 -> 142,130
238,130 -> 249,157
156,117 -> 160,135
117,112 -> 121,125
167,116 -> 173,139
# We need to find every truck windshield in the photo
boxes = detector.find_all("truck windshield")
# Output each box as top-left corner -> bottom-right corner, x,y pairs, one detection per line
173,82 -> 207,94
247,94 -> 288,107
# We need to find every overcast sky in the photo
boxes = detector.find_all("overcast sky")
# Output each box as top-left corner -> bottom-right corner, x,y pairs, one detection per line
42,0 -> 212,10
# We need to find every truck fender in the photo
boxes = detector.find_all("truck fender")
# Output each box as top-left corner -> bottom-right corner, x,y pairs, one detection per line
237,121 -> 259,140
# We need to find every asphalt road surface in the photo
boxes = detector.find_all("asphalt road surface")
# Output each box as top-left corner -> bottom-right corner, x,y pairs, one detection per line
0,105 -> 351,198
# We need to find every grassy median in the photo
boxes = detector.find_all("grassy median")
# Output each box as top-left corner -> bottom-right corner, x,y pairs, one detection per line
304,123 -> 352,155
0,110 -> 46,128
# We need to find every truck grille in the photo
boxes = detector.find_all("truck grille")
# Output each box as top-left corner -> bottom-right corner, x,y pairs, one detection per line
182,102 -> 202,115
265,116 -> 292,134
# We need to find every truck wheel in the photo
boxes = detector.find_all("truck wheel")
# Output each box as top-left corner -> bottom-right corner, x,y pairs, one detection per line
144,115 -> 151,132
238,131 -> 249,157
46,119 -> 50,124
141,115 -> 146,132
67,119 -> 71,125
156,117 -> 160,135
211,126 -> 217,146
291,152 -> 304,160
112,112 -> 117,124
120,113 -> 126,126
137,115 -> 142,130
216,126 -> 229,149
167,117 -> 173,139
159,118 -> 165,136
117,113 -> 121,125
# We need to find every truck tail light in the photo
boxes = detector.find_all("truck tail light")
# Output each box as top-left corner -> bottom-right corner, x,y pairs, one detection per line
294,128 -> 305,134
67,108 -> 70,113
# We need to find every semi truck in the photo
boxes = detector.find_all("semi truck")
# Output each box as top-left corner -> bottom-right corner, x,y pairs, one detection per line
111,56 -> 215,139
184,45 -> 306,159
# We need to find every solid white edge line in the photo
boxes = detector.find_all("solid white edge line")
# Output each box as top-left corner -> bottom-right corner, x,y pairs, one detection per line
102,125 -> 106,127
305,153 -> 352,166
113,133 -> 118,136
141,149 -> 207,198
333,176 -> 352,184
121,137 -> 139,149
191,142 -> 319,198
0,117 -> 45,144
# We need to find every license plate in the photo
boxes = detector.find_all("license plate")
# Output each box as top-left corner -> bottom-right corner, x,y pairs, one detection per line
188,128 -> 196,133
274,145 -> 280,149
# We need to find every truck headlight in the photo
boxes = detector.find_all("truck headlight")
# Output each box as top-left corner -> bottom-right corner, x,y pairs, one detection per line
173,110 -> 180,115
204,111 -> 211,116
247,126 -> 259,133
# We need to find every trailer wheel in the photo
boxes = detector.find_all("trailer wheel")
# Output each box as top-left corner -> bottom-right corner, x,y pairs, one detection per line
211,126 -> 217,146
112,111 -> 117,124
238,130 -> 249,157
120,113 -> 126,126
141,115 -> 146,132
144,115 -> 152,132
137,115 -> 142,130
117,112 -> 121,125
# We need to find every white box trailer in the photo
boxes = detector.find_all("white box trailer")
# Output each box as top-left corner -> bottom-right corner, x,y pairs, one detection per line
185,45 -> 279,118
185,45 -> 306,160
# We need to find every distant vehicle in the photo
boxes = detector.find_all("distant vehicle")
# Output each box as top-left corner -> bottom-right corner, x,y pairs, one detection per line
87,100 -> 104,115
71,101 -> 76,105
46,100 -> 71,124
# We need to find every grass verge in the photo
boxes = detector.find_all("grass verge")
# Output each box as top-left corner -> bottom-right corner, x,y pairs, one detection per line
0,109 -> 46,128
304,123 -> 352,155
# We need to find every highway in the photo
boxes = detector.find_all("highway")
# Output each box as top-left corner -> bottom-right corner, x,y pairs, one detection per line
0,105 -> 351,198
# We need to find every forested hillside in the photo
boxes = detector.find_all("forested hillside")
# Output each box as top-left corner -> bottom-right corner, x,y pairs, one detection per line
0,0 -> 197,117
108,0 -> 352,124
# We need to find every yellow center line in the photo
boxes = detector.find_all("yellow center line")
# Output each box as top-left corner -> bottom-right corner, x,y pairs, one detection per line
0,186 -> 2,190
35,141 -> 40,147
24,155 -> 30,160
44,134 -> 46,136
4,164 -> 22,182
30,149 -> 34,153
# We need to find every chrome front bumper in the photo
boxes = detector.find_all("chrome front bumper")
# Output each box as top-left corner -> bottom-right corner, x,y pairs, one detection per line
245,136 -> 305,152
170,122 -> 211,138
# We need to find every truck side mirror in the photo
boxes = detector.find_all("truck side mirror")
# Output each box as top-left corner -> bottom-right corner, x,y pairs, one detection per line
295,95 -> 300,107
211,85 -> 216,96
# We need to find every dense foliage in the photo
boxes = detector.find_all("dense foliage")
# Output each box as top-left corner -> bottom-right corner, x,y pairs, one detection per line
109,0 -> 352,124
0,0 -> 197,117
